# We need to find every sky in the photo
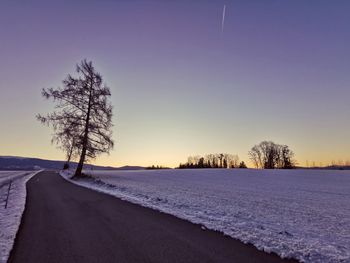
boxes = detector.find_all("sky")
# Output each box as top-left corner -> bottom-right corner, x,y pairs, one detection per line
0,0 -> 350,168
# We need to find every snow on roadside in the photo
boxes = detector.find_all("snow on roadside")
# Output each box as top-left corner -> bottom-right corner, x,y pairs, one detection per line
0,170 -> 43,263
60,169 -> 350,263
0,172 -> 29,187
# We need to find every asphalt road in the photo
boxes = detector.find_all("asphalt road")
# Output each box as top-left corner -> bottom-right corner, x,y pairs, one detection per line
9,171 -> 297,263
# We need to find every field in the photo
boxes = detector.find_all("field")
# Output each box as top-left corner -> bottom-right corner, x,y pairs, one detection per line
0,171 -> 31,187
68,168 -> 350,263
0,171 -> 40,262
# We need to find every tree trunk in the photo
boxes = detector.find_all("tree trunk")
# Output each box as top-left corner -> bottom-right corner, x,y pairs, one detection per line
75,115 -> 91,176
75,80 -> 93,177
75,141 -> 87,176
67,140 -> 74,164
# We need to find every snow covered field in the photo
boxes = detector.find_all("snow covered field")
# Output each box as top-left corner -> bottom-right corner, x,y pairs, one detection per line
0,171 -> 29,188
0,170 -> 42,263
63,169 -> 350,263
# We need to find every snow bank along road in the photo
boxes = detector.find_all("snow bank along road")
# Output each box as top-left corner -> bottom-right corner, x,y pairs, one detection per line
73,169 -> 350,263
0,171 -> 32,188
0,170 -> 42,263
10,171 -> 294,263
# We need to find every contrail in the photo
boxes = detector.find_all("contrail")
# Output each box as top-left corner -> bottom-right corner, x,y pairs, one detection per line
221,4 -> 226,33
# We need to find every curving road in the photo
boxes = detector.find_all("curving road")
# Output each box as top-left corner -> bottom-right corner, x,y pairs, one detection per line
9,171 -> 297,263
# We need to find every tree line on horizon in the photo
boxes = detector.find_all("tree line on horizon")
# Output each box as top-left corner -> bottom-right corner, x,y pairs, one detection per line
178,141 -> 296,170
178,154 -> 247,169
146,165 -> 171,170
305,160 -> 350,169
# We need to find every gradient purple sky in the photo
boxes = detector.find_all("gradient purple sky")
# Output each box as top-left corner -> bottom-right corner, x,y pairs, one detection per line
1,1 -> 349,167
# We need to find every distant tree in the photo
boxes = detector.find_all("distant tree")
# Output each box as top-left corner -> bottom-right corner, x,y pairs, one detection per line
248,145 -> 262,169
248,141 -> 295,169
212,156 -> 218,168
280,145 -> 294,169
223,158 -> 228,169
229,154 -> 240,168
238,161 -> 247,168
37,60 -> 114,177
198,157 -> 205,168
218,153 -> 224,168
223,154 -> 231,168
259,141 -> 277,169
207,159 -> 211,168
205,154 -> 215,168
187,156 -> 195,166
146,165 -> 170,170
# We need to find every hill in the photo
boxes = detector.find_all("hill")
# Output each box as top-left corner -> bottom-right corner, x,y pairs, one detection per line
0,156 -> 145,171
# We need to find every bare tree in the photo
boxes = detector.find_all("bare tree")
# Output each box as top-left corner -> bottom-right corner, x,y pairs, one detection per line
218,153 -> 224,168
37,59 -> 114,177
248,145 -> 262,169
52,122 -> 80,167
248,141 -> 295,169
280,145 -> 294,169
223,153 -> 239,168
38,98 -> 80,168
231,154 -> 240,168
